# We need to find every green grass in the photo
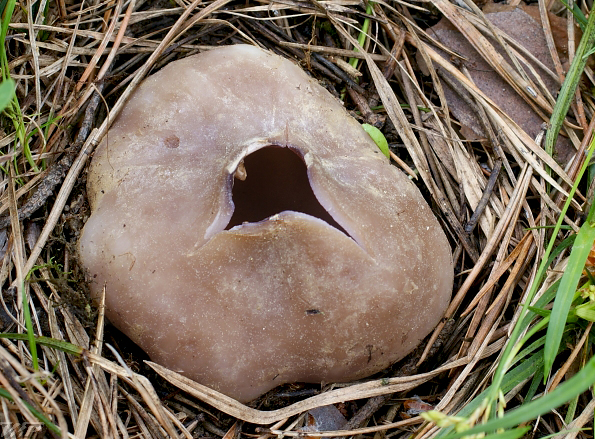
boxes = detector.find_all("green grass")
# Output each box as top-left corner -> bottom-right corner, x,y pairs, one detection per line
424,112 -> 595,439
348,1 -> 373,69
0,333 -> 84,435
1,0 -> 39,174
423,11 -> 595,435
0,0 -> 40,372
431,354 -> 595,438
0,388 -> 61,434
545,0 -> 595,157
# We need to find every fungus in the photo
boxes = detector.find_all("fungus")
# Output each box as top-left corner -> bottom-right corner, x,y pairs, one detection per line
79,45 -> 453,403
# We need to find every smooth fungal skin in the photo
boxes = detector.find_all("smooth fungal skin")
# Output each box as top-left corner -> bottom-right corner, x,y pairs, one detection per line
79,44 -> 454,402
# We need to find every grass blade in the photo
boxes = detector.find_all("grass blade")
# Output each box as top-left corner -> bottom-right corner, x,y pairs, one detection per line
544,0 -> 595,156
440,353 -> 595,438
0,388 -> 61,434
0,333 -> 84,356
481,427 -> 531,439
0,77 -> 14,111
434,351 -> 545,437
0,0 -> 15,79
544,220 -> 595,379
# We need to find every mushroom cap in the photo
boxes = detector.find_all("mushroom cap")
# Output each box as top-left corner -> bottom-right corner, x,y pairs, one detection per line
79,44 -> 453,402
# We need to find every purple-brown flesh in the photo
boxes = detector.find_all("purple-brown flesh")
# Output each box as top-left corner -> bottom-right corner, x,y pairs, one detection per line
79,44 -> 453,403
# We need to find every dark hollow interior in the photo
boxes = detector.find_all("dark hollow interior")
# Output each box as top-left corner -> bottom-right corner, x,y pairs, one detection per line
225,146 -> 348,236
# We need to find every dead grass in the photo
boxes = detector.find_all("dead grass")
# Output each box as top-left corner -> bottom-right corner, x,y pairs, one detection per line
0,0 -> 593,437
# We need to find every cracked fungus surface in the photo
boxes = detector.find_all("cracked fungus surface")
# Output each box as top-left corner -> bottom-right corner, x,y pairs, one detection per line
79,44 -> 454,402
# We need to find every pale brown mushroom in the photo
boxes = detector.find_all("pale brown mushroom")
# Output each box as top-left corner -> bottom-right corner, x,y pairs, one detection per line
78,44 -> 453,402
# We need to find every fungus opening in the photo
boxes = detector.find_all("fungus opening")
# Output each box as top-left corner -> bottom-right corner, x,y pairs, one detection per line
225,146 -> 350,237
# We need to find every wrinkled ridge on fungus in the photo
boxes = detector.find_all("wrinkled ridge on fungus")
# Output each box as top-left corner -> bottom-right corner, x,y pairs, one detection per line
79,44 -> 454,403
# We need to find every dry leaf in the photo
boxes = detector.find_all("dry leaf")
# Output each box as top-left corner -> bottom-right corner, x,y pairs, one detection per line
422,6 -> 576,165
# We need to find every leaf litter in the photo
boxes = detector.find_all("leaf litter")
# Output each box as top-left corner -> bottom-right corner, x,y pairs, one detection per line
0,0 -> 593,437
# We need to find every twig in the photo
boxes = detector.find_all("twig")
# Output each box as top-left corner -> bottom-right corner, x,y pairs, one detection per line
0,85 -> 104,230
278,41 -> 388,60
343,395 -> 392,430
464,159 -> 502,234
